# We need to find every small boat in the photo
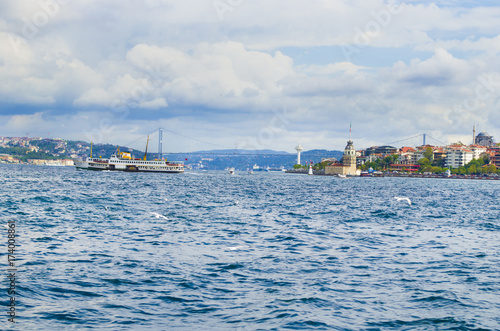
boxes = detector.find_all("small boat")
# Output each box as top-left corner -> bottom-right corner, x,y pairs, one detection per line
252,164 -> 261,171
337,174 -> 347,178
229,167 -> 235,175
248,168 -> 254,174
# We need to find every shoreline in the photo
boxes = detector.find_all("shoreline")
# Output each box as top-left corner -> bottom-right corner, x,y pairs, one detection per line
285,169 -> 500,180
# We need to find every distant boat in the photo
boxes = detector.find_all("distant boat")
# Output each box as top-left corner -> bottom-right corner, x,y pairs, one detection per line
228,167 -> 235,175
268,166 -> 286,172
337,174 -> 347,178
247,168 -> 254,174
252,164 -> 268,171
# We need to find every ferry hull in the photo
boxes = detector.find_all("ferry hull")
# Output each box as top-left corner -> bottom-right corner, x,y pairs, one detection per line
74,158 -> 184,173
74,141 -> 184,173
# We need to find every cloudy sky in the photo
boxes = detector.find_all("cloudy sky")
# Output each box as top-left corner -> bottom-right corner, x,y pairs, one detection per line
1,0 -> 500,152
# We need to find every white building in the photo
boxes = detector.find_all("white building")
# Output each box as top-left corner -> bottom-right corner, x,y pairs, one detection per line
445,147 -> 474,168
469,145 -> 487,159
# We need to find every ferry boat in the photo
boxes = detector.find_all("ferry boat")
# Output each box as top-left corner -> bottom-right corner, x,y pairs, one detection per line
74,139 -> 184,173
252,164 -> 268,172
267,166 -> 286,172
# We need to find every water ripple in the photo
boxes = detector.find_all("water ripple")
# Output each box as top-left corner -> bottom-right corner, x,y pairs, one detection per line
2,165 -> 500,330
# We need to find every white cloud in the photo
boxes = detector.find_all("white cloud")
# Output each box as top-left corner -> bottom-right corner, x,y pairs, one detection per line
2,1 -> 500,151
390,48 -> 471,86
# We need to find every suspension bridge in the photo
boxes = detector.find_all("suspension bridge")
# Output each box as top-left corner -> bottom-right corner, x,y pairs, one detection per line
383,133 -> 448,149
122,129 -> 450,158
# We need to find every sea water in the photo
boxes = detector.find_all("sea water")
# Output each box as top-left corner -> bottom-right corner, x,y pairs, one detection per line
1,164 -> 500,330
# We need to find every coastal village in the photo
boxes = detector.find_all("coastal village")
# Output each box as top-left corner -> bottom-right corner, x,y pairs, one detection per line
2,128 -> 500,176
294,128 -> 500,176
0,136 -> 82,166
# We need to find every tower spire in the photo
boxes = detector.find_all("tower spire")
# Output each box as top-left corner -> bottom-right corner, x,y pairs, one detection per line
473,123 -> 476,145
158,128 -> 163,160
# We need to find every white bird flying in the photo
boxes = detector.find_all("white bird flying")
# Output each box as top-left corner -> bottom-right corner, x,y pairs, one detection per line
150,212 -> 168,220
394,196 -> 411,205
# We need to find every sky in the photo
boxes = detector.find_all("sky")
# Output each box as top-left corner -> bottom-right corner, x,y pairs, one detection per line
1,0 -> 500,153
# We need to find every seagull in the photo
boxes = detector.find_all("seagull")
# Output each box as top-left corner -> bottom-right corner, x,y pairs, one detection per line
394,196 -> 411,205
225,245 -> 247,251
151,212 -> 168,220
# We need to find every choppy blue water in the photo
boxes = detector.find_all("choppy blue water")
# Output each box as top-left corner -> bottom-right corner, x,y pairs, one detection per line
1,164 -> 500,330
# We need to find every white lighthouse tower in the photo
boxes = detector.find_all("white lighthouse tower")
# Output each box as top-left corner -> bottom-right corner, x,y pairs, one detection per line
295,143 -> 303,165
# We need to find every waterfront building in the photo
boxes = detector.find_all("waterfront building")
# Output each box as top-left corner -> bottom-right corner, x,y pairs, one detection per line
388,163 -> 420,172
325,139 -> 357,176
396,146 -> 447,166
28,159 -> 75,166
445,147 -> 474,168
399,147 -> 417,164
489,146 -> 500,168
0,155 -> 21,163
469,145 -> 488,160
432,148 -> 448,162
364,145 -> 398,157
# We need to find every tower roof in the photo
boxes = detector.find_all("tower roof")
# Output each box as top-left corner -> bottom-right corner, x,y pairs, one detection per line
345,139 -> 355,150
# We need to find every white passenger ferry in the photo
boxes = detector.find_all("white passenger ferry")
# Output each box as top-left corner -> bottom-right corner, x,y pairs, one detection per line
74,139 -> 184,173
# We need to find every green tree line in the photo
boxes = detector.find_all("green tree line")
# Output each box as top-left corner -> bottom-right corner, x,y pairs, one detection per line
0,146 -> 70,163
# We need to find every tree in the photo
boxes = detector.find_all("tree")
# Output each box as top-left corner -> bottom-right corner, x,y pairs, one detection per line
432,157 -> 445,167
313,161 -> 329,171
391,154 -> 399,164
418,157 -> 430,166
423,147 -> 434,161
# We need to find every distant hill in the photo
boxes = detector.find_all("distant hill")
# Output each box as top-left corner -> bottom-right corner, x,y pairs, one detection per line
189,149 -> 291,155
302,149 -> 343,158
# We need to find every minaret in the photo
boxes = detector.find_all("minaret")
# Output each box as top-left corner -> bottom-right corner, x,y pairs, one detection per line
473,124 -> 476,145
295,143 -> 303,165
